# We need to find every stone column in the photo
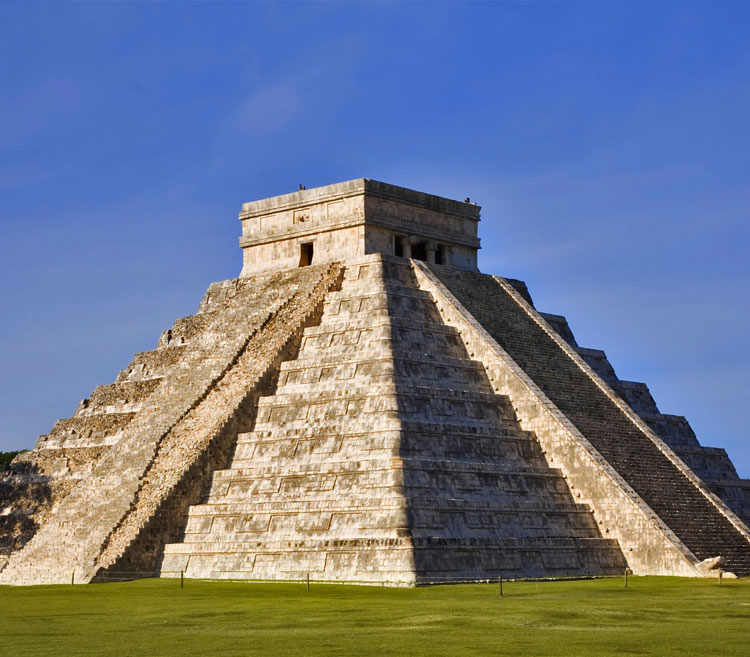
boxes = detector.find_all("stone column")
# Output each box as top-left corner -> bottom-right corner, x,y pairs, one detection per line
426,241 -> 437,264
401,236 -> 412,258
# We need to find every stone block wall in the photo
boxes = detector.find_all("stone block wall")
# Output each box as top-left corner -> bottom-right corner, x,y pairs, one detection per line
4,246 -> 748,585
422,261 -> 750,576
162,255 -> 625,584
542,297 -> 750,527
0,264 -> 341,584
239,179 -> 480,276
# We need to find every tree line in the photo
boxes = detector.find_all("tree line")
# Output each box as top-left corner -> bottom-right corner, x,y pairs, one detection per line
0,450 -> 27,472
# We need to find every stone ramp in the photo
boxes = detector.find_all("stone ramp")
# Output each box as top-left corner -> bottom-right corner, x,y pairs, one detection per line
0,264 -> 340,584
542,313 -> 750,527
161,255 -> 625,584
93,263 -> 343,577
428,264 -> 750,575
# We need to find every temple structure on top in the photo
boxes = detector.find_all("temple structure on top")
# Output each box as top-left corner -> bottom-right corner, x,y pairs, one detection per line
1,179 -> 749,586
238,179 -> 480,275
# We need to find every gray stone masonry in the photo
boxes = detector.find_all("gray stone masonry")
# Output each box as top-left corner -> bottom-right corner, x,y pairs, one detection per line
543,314 -> 750,526
425,262 -> 750,575
161,256 -> 625,584
2,179 -> 748,585
0,264 -> 341,583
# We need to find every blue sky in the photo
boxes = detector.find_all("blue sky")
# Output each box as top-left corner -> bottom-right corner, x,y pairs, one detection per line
1,1 -> 749,475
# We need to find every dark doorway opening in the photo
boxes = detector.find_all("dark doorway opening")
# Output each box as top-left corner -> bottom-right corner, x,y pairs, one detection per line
299,242 -> 314,267
411,241 -> 427,261
435,244 -> 445,265
394,236 -> 404,257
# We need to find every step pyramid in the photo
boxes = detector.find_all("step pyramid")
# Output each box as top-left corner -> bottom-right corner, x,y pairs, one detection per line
1,179 -> 749,585
160,257 -> 626,584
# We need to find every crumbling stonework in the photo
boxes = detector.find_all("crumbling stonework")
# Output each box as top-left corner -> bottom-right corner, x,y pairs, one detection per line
0,263 -> 341,584
1,179 -> 749,585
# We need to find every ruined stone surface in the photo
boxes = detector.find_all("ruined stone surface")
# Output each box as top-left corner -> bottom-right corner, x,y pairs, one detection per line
160,258 -> 625,584
1,179 -> 749,585
0,263 -> 341,583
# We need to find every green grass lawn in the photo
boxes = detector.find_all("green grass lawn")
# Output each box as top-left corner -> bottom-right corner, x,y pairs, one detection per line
1,577 -> 748,656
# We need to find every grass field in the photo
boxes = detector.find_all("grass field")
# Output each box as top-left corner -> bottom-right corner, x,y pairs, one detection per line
1,576 -> 748,656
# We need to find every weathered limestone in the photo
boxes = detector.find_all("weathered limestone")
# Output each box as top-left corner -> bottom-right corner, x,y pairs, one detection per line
161,257 -> 625,583
238,179 -> 480,276
542,318 -> 750,527
420,262 -> 750,576
2,179 -> 749,585
0,264 -> 342,583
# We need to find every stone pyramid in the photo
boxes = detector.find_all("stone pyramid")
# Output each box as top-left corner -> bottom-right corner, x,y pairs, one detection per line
2,179 -> 749,585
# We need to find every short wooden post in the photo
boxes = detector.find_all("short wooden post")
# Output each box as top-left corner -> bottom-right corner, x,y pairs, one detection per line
498,574 -> 503,597
306,573 -> 310,591
180,571 -> 184,589
71,571 -> 75,586
624,568 -> 632,588
719,570 -> 723,585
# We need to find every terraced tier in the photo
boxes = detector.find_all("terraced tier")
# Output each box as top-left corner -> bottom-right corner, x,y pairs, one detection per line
430,264 -> 750,575
162,256 -> 625,583
0,263 -> 340,584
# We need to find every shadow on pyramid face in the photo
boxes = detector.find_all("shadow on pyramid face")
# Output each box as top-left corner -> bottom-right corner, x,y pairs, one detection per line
386,260 -> 625,583
0,457 -> 52,562
4,179 -> 750,585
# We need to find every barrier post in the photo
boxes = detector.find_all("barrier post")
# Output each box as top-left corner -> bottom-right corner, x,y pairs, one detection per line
71,571 -> 75,586
498,575 -> 503,597
181,571 -> 184,589
307,573 -> 310,591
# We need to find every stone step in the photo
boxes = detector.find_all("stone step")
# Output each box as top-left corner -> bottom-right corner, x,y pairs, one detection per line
157,306 -> 272,349
205,466 -> 572,504
211,457 -> 565,480
279,350 -> 477,376
326,284 -> 433,303
253,392 -> 518,429
276,363 -> 492,396
432,265 -> 750,575
295,335 -> 468,362
230,434 -> 543,464
4,446 -> 109,478
256,385 -> 514,410
322,290 -> 437,319
161,535 -> 625,583
184,498 -> 589,516
198,265 -> 329,312
244,415 -> 532,440
116,345 -> 187,383
181,520 -> 602,543
237,424 -> 535,443
40,412 -> 136,448
298,313 -> 455,336
203,484 -> 578,508
163,534 -> 618,553
75,379 -> 162,417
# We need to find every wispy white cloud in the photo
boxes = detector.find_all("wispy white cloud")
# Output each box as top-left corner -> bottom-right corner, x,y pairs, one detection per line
213,37 -> 364,168
226,79 -> 305,136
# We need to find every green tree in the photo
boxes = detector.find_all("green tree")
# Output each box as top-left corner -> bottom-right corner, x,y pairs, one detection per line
0,450 -> 27,472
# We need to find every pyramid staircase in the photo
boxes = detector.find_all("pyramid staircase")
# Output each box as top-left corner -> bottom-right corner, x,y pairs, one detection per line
0,264 -> 339,584
427,264 -> 750,576
161,256 -> 626,584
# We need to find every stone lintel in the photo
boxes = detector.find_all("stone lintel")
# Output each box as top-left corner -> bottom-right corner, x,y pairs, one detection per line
238,217 -> 481,249
239,178 -> 481,221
